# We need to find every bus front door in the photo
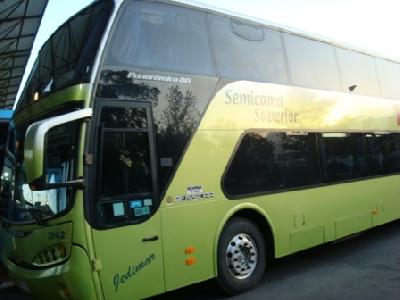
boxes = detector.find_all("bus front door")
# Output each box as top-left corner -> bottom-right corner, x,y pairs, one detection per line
90,101 -> 164,300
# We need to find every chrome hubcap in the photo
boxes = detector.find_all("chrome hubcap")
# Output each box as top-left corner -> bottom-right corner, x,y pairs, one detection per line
225,233 -> 258,279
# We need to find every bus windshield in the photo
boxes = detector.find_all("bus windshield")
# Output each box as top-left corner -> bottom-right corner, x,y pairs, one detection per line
16,0 -> 113,110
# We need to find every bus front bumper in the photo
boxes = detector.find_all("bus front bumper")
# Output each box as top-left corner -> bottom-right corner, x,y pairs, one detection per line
1,245 -> 98,300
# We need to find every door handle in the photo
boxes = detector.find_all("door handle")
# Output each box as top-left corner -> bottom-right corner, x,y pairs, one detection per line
142,235 -> 159,242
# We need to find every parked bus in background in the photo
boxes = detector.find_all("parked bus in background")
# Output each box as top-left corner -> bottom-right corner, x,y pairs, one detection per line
1,0 -> 400,299
0,110 -> 13,213
0,110 -> 13,177
0,109 -> 13,264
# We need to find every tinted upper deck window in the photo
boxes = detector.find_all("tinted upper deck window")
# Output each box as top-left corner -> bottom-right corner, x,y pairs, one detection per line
336,48 -> 381,97
283,33 -> 341,91
105,2 -> 213,75
376,59 -> 400,99
209,15 -> 288,84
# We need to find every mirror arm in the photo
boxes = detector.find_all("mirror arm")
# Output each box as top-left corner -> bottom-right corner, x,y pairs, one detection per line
30,179 -> 85,191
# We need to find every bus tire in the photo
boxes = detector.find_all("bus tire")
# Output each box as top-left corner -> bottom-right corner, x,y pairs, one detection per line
216,216 -> 266,295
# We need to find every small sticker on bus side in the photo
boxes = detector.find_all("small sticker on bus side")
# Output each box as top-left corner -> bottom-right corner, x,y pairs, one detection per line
186,185 -> 203,195
173,185 -> 215,204
130,200 -> 142,208
134,207 -> 150,217
143,199 -> 153,207
113,202 -> 125,217
160,157 -> 173,167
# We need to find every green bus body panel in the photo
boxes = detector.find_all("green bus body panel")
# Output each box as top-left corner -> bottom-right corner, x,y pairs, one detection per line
14,83 -> 91,126
91,211 -> 165,300
290,225 -> 325,253
334,213 -> 372,239
3,246 -> 97,300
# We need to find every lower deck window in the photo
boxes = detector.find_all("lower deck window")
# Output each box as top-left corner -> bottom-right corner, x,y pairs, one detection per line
320,133 -> 368,182
224,132 -> 284,195
223,131 -> 400,198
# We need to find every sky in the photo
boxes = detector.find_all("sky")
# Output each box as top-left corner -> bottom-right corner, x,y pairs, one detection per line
15,0 -> 400,103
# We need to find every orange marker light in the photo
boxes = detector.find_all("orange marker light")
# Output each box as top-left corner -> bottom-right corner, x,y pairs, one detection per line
58,283 -> 71,298
184,246 -> 196,255
185,257 -> 197,266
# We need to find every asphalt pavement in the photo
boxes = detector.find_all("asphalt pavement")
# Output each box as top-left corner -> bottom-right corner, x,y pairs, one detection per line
2,220 -> 400,300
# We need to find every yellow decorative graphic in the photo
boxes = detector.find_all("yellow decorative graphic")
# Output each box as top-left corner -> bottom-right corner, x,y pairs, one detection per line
199,81 -> 399,132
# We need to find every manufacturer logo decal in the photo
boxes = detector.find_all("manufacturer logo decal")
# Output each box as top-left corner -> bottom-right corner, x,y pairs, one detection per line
127,72 -> 191,84
173,185 -> 215,204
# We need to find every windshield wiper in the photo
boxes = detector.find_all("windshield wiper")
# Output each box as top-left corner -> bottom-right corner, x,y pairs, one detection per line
29,208 -> 47,225
16,207 -> 45,225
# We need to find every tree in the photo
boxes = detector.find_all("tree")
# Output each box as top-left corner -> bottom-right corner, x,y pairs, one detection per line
160,84 -> 200,137
97,70 -> 160,106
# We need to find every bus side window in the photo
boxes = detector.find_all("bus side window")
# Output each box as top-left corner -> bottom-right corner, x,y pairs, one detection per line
376,59 -> 400,99
336,48 -> 381,97
281,133 -> 321,188
365,133 -> 400,175
224,132 -> 284,197
283,33 -> 341,92
365,133 -> 385,175
209,15 -> 288,84
381,133 -> 400,173
319,133 -> 368,182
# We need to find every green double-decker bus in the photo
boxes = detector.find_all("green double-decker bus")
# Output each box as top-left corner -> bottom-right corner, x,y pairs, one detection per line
1,0 -> 400,299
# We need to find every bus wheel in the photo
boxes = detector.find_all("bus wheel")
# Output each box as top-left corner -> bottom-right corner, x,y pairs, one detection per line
217,217 -> 266,295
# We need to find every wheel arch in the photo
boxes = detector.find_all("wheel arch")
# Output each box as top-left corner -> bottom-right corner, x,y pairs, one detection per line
213,203 -> 276,275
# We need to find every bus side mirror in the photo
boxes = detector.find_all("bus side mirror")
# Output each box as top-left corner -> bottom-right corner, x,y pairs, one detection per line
24,108 -> 92,185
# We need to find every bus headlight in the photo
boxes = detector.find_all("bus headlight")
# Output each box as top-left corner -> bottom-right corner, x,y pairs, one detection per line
32,244 -> 67,266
